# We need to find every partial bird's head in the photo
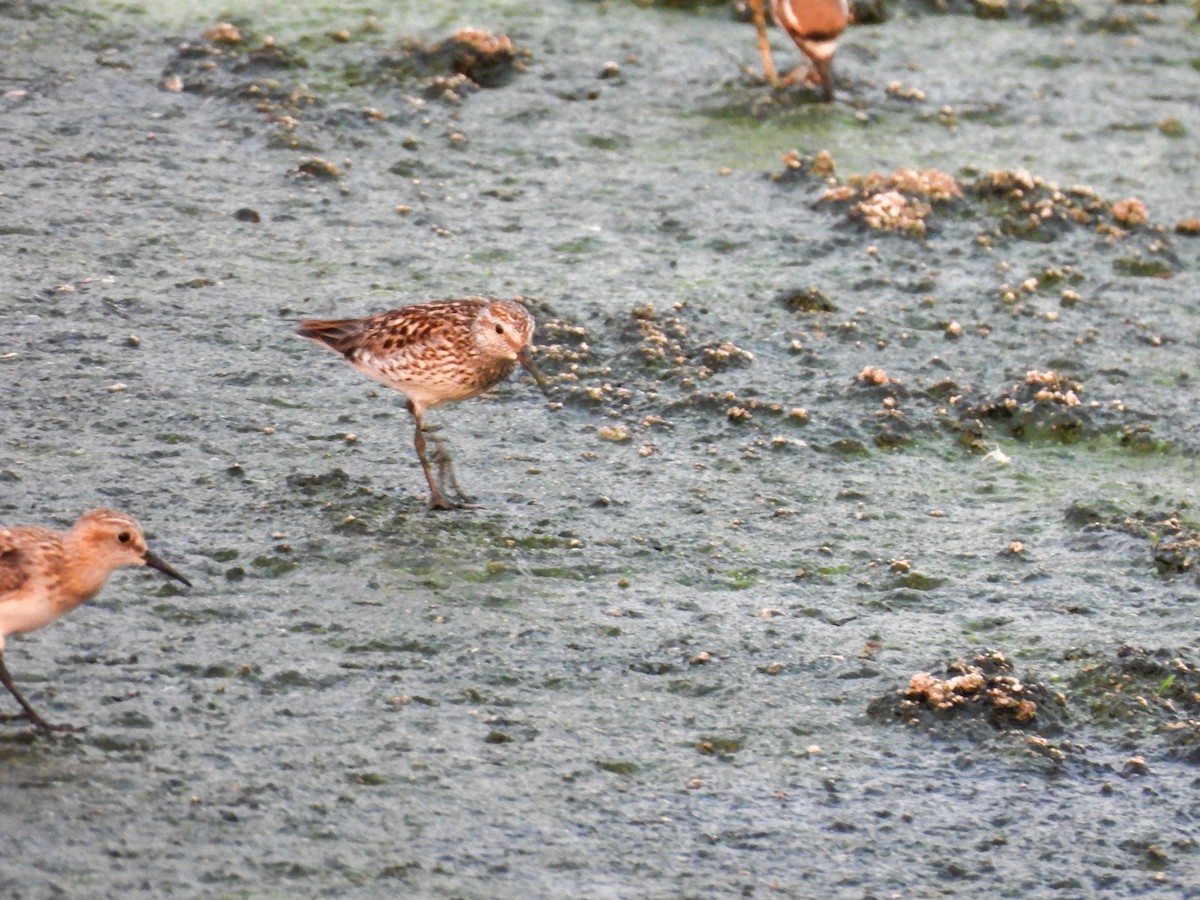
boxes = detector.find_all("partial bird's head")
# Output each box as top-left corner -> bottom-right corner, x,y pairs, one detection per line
473,300 -> 535,359
72,509 -> 192,587
473,299 -> 549,391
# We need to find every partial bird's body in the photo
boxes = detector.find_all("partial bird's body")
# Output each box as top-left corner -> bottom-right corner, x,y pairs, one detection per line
750,0 -> 850,100
0,509 -> 191,733
297,297 -> 548,510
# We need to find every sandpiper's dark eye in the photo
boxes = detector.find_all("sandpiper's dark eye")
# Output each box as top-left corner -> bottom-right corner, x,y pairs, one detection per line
117,531 -> 131,544
495,324 -> 505,334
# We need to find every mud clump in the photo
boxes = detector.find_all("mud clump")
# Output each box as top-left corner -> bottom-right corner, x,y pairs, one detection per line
618,303 -> 753,380
948,368 -> 1099,447
824,166 -> 963,237
870,650 -> 1063,733
775,157 -> 1175,250
161,25 -> 308,99
778,286 -> 836,313
1069,645 -> 1200,763
538,303 -> 811,448
971,168 -> 1154,243
1066,504 -> 1200,579
294,157 -> 341,180
535,317 -> 594,379
775,153 -> 964,237
376,28 -> 531,93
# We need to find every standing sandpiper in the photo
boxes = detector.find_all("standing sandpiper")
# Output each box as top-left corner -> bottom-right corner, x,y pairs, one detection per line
749,0 -> 850,101
0,509 -> 191,733
297,296 -> 549,511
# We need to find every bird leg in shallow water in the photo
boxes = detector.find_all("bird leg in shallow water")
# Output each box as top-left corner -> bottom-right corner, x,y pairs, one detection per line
0,653 -> 74,734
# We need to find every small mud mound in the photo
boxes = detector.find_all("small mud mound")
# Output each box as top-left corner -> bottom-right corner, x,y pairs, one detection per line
775,153 -> 963,238
823,167 -> 963,238
1066,503 -> 1200,581
535,301 -> 814,451
538,300 -> 759,400
161,23 -> 309,100
973,169 -> 1156,245
869,649 -> 1066,734
159,22 -> 529,131
538,300 -> 935,453
528,299 -> 844,464
949,368 -> 1094,445
772,156 -> 1178,274
374,28 -> 531,93
1069,645 -> 1200,764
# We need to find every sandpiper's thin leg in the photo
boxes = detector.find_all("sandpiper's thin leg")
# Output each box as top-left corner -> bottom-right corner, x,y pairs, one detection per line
408,402 -> 456,510
427,434 -> 474,505
777,64 -> 804,87
748,0 -> 779,85
0,653 -> 65,733
811,55 -> 836,101
777,61 -> 830,97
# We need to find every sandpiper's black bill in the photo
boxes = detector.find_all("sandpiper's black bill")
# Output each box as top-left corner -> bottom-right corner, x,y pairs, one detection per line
144,551 -> 192,587
518,346 -> 551,395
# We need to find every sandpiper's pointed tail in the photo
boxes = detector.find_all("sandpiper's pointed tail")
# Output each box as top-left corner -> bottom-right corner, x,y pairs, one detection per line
296,319 -> 370,357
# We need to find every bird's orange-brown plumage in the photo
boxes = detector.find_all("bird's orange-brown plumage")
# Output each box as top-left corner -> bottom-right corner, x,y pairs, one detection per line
750,0 -> 850,100
0,509 -> 190,733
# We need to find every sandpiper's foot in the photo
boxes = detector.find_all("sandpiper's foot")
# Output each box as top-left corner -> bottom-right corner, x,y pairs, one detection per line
425,492 -> 478,512
426,492 -> 459,512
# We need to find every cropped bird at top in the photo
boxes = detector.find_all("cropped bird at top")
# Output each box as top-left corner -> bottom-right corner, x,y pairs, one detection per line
749,0 -> 850,101
297,296 -> 549,511
0,508 -> 191,733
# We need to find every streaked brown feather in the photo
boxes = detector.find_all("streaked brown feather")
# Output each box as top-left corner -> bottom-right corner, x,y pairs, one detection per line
297,298 -> 490,361
0,528 -> 56,599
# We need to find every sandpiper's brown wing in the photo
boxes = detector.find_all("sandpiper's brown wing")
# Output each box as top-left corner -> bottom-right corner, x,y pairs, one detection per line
0,528 -> 39,598
297,298 -> 489,359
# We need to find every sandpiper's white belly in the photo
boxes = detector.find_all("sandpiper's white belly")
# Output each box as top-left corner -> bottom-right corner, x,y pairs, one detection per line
0,585 -> 63,644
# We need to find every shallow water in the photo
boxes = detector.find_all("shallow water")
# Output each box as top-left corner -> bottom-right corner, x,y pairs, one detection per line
2,0 -> 1199,895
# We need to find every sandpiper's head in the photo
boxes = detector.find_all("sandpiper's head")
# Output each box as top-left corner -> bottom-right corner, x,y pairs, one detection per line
473,299 -> 549,391
71,509 -> 192,587
473,300 -> 535,359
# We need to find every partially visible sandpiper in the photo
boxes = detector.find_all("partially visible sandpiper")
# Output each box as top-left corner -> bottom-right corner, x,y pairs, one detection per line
0,509 -> 191,733
297,296 -> 549,511
749,0 -> 850,101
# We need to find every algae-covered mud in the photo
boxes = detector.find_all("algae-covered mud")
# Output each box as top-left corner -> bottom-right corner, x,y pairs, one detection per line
2,0 -> 1198,895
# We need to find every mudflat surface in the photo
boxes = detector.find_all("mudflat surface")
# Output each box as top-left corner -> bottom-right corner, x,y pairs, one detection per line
1,0 -> 1199,895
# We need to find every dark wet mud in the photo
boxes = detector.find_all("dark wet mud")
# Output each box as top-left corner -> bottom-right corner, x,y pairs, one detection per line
1,0 -> 1199,895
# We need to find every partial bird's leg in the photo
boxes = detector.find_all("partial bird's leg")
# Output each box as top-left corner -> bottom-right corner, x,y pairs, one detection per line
810,53 -> 836,101
427,433 -> 474,506
777,64 -> 805,87
408,401 -> 455,511
0,653 -> 71,734
748,0 -> 779,85
779,47 -> 835,98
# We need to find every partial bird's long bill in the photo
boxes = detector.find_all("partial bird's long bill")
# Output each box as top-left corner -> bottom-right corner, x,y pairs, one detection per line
518,346 -> 551,395
144,551 -> 193,587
